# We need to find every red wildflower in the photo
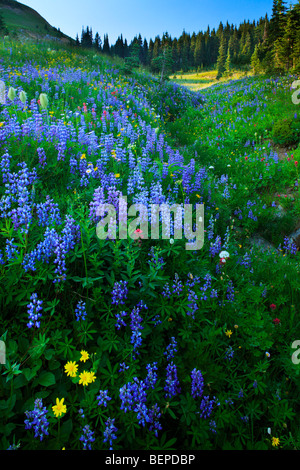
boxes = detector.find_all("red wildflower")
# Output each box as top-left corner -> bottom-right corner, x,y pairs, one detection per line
134,229 -> 143,239
245,156 -> 248,161
270,303 -> 276,310
273,318 -> 280,325
295,161 -> 298,166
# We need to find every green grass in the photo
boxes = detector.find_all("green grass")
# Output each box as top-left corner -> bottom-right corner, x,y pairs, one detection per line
0,0 -> 74,42
171,69 -> 255,91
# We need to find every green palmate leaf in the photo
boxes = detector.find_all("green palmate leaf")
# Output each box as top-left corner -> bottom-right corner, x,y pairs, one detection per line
37,371 -> 56,387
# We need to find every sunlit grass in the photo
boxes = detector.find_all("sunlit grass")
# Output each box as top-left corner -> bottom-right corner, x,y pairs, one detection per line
171,69 -> 255,91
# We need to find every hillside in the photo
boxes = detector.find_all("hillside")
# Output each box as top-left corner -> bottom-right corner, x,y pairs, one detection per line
0,0 -> 75,44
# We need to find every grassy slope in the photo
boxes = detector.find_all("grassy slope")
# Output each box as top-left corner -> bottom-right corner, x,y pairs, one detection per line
0,0 -> 75,43
171,70 -> 255,91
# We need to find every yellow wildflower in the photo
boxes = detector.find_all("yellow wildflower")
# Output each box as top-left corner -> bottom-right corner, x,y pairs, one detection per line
80,350 -> 89,362
81,154 -> 86,160
225,329 -> 233,338
79,370 -> 91,386
115,173 -> 120,178
52,398 -> 67,418
88,371 -> 96,383
272,437 -> 280,447
64,361 -> 78,377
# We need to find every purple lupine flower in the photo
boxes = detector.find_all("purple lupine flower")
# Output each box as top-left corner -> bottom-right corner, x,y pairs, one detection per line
120,377 -> 147,416
75,300 -> 87,321
115,310 -> 127,330
118,362 -> 129,373
162,282 -> 171,299
209,235 -> 222,257
209,420 -> 217,433
53,215 -> 80,283
191,368 -> 204,399
130,306 -> 144,358
96,390 -> 112,407
5,238 -> 19,261
225,345 -> 234,361
24,398 -> 49,441
148,404 -> 162,437
111,280 -> 128,306
238,252 -> 252,269
282,236 -> 297,255
37,147 -> 47,168
79,424 -> 95,450
200,274 -> 212,300
164,362 -> 181,399
164,337 -> 177,361
27,293 -> 43,329
172,276 -> 183,296
199,396 -> 215,419
144,362 -> 158,390
35,195 -> 62,227
226,280 -> 235,302
187,289 -> 198,318
103,418 -> 118,450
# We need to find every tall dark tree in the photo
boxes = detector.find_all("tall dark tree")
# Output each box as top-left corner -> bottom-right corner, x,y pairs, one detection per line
102,34 -> 110,54
94,32 -> 101,51
216,32 -> 227,79
269,0 -> 287,43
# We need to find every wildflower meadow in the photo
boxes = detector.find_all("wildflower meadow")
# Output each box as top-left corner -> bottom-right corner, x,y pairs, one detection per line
0,38 -> 299,451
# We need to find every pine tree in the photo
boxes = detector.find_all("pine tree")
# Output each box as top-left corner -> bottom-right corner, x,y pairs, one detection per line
251,44 -> 261,74
216,33 -> 227,79
269,0 -> 287,43
274,9 -> 294,71
224,46 -> 232,76
102,34 -> 110,54
94,32 -> 101,51
194,33 -> 204,68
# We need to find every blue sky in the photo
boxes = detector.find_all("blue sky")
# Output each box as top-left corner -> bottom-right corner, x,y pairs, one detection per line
19,0 -> 297,43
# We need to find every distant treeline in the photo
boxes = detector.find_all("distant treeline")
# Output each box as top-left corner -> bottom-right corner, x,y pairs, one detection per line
78,0 -> 300,77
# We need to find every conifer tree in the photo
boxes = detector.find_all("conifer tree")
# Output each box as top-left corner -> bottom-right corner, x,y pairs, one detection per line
216,33 -> 227,79
274,9 -> 294,71
224,46 -> 232,76
102,34 -> 110,54
251,44 -> 261,74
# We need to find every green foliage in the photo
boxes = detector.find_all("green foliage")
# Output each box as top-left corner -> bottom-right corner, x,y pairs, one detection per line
0,38 -> 299,452
272,116 -> 300,146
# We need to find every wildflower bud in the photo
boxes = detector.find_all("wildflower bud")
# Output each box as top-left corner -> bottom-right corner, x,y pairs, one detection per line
19,90 -> 27,104
8,87 -> 16,101
39,93 -> 49,110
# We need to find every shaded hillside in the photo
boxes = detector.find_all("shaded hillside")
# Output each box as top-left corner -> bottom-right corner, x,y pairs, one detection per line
0,0 -> 75,44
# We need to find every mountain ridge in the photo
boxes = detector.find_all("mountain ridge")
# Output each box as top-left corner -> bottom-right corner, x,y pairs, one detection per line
0,0 -> 75,45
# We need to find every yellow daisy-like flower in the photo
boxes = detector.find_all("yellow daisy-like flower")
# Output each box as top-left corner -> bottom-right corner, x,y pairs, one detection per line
272,437 -> 280,447
115,173 -> 120,178
0,122 -> 4,128
225,329 -> 233,338
81,154 -> 86,160
80,350 -> 89,362
52,398 -> 67,418
64,361 -> 78,377
88,371 -> 96,383
79,370 -> 91,386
